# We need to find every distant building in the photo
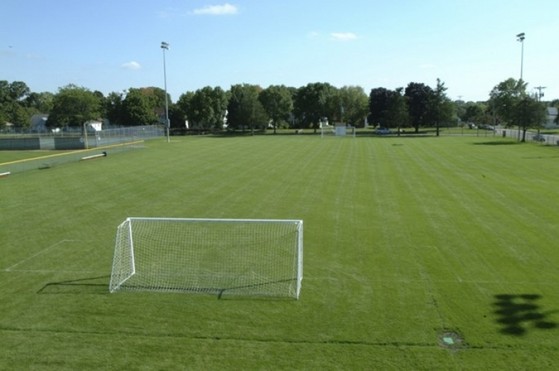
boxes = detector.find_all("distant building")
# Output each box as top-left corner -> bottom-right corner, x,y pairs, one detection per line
85,120 -> 103,131
30,114 -> 49,132
545,107 -> 558,129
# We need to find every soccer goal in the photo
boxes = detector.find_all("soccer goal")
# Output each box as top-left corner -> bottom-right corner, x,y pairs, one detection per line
320,123 -> 356,138
109,217 -> 303,299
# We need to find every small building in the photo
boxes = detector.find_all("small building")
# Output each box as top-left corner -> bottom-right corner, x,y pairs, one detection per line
85,120 -> 103,132
544,107 -> 558,129
30,114 -> 49,132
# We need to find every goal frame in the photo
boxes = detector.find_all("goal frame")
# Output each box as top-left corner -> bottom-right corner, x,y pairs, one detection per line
109,217 -> 304,299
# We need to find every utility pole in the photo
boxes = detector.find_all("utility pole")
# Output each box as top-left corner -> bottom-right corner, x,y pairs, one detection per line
534,86 -> 546,101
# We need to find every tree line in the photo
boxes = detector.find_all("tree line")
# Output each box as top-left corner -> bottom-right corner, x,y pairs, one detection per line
1,78 -> 554,139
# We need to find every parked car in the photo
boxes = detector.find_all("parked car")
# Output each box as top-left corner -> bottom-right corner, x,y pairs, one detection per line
375,127 -> 391,135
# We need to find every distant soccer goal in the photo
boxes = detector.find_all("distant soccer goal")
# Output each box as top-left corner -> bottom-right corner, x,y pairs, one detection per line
109,217 -> 303,299
320,123 -> 355,138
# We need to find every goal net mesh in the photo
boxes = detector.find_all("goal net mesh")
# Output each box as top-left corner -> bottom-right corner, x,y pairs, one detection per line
109,217 -> 303,299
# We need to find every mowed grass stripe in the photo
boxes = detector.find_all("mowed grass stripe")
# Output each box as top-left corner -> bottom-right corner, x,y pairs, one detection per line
1,135 -> 559,368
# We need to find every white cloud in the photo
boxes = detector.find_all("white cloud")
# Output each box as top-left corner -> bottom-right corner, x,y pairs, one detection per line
330,32 -> 357,41
192,3 -> 238,16
121,61 -> 141,70
307,31 -> 320,39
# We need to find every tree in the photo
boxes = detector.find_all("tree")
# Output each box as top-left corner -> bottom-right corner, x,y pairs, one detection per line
488,78 -> 527,126
137,87 -> 170,124
336,86 -> 368,127
512,95 -> 546,142
429,79 -> 454,136
121,88 -> 159,126
460,102 -> 484,124
25,91 -> 54,113
259,85 -> 293,133
47,84 -> 103,128
368,87 -> 394,128
7,81 -> 31,102
368,87 -> 408,131
179,86 -> 228,131
489,78 -> 545,141
227,84 -> 267,133
0,80 -> 36,129
384,88 -> 409,134
105,91 -> 125,125
294,82 -> 336,132
405,82 -> 434,133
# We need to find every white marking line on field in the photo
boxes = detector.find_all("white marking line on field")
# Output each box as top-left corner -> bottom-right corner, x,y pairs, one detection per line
2,239 -> 78,272
3,269 -> 105,274
303,276 -> 559,286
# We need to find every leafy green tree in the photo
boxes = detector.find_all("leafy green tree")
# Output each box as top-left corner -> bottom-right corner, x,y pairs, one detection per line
175,91 -> 194,129
385,88 -> 409,134
0,80 -> 9,104
369,87 -> 408,131
137,87 -> 170,124
25,92 -> 54,113
0,80 -> 36,129
489,78 -> 545,141
488,78 -> 527,126
461,103 -> 484,124
368,87 -> 393,127
180,86 -> 228,130
259,85 -> 293,133
512,95 -> 546,142
336,86 -> 368,127
227,84 -> 267,133
7,81 -> 31,102
294,82 -> 336,132
430,79 -> 454,136
105,91 -> 125,125
405,82 -> 434,133
47,84 -> 103,128
121,88 -> 159,126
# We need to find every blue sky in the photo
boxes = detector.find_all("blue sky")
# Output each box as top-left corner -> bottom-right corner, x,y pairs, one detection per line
2,0 -> 558,102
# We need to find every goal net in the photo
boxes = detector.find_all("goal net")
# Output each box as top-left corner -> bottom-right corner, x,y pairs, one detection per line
109,217 -> 303,299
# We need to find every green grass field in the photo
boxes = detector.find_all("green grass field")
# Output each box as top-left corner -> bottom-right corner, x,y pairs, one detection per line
1,134 -> 558,369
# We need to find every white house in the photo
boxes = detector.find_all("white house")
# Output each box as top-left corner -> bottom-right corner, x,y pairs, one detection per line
85,120 -> 103,131
30,114 -> 49,132
545,107 -> 558,129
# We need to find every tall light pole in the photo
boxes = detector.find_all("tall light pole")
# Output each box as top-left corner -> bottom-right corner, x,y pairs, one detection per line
516,32 -> 525,81
161,41 -> 170,142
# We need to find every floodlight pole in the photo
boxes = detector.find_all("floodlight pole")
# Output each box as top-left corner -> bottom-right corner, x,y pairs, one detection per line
83,122 -> 89,149
161,41 -> 170,143
516,32 -> 525,81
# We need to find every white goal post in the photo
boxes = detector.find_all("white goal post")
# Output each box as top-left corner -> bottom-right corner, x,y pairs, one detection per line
109,217 -> 303,299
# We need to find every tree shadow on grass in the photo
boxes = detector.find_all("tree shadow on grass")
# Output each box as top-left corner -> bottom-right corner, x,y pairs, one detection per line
493,294 -> 558,336
37,275 -> 109,295
473,141 -> 520,146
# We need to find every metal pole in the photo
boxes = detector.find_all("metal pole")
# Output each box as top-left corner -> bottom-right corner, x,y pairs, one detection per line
161,42 -> 170,143
83,122 -> 89,149
516,33 -> 525,81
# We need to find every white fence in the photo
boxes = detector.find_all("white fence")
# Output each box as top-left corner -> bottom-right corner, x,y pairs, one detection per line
495,128 -> 559,146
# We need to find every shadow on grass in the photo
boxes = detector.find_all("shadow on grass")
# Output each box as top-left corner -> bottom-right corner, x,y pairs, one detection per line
114,278 -> 297,301
473,141 -> 520,146
37,275 -> 109,295
493,294 -> 558,336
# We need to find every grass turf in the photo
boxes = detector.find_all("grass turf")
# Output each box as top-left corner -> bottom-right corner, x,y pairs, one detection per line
1,134 -> 558,369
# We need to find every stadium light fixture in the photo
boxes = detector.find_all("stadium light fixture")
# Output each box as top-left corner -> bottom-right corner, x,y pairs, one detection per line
516,32 -> 525,81
161,41 -> 170,143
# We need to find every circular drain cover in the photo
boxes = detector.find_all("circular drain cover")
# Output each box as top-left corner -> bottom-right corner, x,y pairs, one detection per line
439,331 -> 464,350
